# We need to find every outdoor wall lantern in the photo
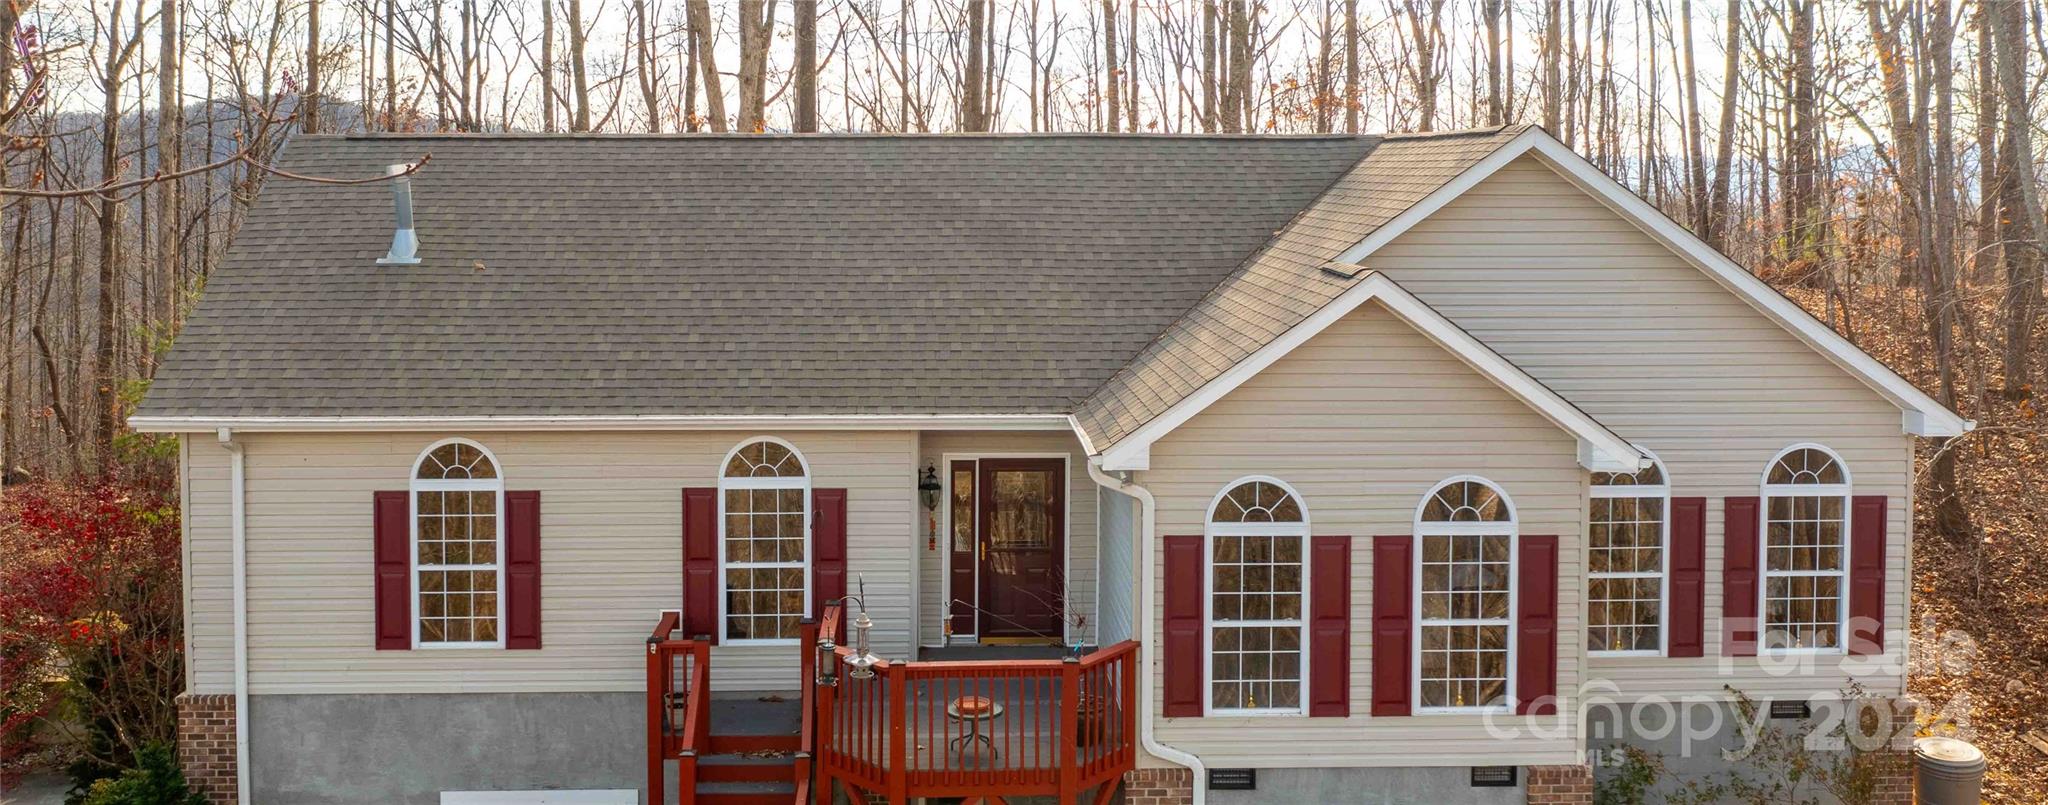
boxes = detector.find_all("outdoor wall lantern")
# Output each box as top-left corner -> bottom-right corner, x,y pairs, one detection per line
918,464 -> 942,511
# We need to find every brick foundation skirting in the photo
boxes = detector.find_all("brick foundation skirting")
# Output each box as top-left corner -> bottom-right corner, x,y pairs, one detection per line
1120,766 -> 1194,805
1869,748 -> 1914,805
1527,764 -> 1594,805
174,693 -> 237,805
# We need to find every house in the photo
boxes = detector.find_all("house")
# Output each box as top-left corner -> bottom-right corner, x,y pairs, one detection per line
136,125 -> 1960,805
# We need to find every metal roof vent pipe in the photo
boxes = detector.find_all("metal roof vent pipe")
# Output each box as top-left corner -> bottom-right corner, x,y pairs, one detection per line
376,164 -> 422,265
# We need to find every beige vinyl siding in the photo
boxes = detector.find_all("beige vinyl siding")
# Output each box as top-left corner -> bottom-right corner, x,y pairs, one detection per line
1371,156 -> 1912,700
1142,300 -> 1586,768
916,431 -> 1098,646
1096,487 -> 1140,647
184,439 -> 235,693
183,430 -> 915,695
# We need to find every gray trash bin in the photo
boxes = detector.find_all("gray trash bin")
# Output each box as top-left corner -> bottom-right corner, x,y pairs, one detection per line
1912,736 -> 1985,804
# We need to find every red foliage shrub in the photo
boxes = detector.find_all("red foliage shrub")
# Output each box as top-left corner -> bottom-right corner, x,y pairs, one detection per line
1,477 -> 183,787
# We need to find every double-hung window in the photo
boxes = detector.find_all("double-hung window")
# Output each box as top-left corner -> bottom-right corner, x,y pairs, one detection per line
412,439 -> 504,648
1761,444 -> 1851,652
1415,477 -> 1514,712
1206,478 -> 1308,715
1589,454 -> 1668,655
720,438 -> 811,643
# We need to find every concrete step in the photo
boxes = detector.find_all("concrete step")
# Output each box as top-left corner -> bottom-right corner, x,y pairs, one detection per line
697,753 -> 796,784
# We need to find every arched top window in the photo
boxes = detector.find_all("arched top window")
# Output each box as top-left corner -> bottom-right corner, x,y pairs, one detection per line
410,439 -> 504,648
1760,444 -> 1851,652
725,439 -> 808,479
1764,445 -> 1848,487
719,438 -> 811,643
1210,478 -> 1306,525
1414,476 -> 1515,713
1204,476 -> 1308,715
415,439 -> 499,481
1419,478 -> 1514,524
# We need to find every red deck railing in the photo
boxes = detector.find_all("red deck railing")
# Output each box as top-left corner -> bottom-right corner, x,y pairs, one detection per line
809,605 -> 1139,804
646,611 -> 711,805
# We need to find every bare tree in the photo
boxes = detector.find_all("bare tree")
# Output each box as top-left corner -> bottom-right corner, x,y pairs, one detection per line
687,0 -> 726,131
1991,0 -> 2041,397
566,0 -> 589,130
735,0 -> 776,132
793,0 -> 818,131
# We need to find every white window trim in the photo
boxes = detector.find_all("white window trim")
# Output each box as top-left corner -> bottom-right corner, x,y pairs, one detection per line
717,436 -> 813,647
1758,443 -> 1852,656
409,437 -> 507,650
1588,449 -> 1671,658
1412,475 -> 1517,715
1202,475 -> 1311,718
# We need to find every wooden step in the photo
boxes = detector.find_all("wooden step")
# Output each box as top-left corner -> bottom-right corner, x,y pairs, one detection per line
694,780 -> 795,805
697,753 -> 797,784
704,733 -> 801,754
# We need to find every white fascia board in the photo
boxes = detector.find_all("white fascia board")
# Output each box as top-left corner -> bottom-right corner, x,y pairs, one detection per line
1339,126 -> 1968,438
1097,272 -> 1645,473
126,413 -> 1077,434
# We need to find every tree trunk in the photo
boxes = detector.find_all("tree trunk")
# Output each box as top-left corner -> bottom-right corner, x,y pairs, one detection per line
687,0 -> 727,131
1705,0 -> 1740,249
1102,0 -> 1118,132
1677,0 -> 1706,234
1483,0 -> 1502,125
540,0 -> 555,130
1926,0 -> 1969,536
794,0 -> 818,131
304,0 -> 320,132
1973,0 -> 1999,283
1202,0 -> 1217,132
1224,0 -> 1248,133
384,0 -> 397,128
1992,0 -> 2041,397
155,0 -> 181,363
567,0 -> 590,131
735,0 -> 774,132
634,0 -> 659,132
1344,0 -> 1359,132
1541,0 -> 1560,130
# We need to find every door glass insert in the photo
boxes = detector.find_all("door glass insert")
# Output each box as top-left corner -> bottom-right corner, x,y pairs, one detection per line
988,470 -> 1052,549
951,467 -> 975,552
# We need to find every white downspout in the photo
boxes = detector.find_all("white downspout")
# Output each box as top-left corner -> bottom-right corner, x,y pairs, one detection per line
215,428 -> 250,805
1086,458 -> 1206,805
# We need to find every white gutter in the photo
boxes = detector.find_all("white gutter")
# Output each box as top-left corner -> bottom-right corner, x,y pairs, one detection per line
1086,458 -> 1206,804
129,413 -> 1076,434
215,428 -> 251,805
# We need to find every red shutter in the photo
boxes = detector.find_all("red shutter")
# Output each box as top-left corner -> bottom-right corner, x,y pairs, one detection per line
504,491 -> 542,650
1848,495 -> 1888,656
1370,535 -> 1412,717
1161,535 -> 1204,717
811,488 -> 849,618
1308,535 -> 1351,717
1515,535 -> 1559,716
1667,497 -> 1707,658
373,491 -> 411,650
1722,496 -> 1761,657
682,487 -> 720,644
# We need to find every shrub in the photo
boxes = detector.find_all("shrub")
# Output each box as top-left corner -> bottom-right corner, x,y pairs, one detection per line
77,743 -> 205,805
0,477 -> 183,791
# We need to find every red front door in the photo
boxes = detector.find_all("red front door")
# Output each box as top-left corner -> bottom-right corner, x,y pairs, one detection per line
975,458 -> 1066,640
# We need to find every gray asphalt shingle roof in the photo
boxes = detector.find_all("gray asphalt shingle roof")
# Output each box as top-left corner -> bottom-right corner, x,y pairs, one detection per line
140,129 -> 1520,449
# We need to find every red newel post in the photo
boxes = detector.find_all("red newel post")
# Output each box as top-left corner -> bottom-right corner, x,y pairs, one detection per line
887,666 -> 908,804
1060,656 -> 1082,802
646,637 -> 666,805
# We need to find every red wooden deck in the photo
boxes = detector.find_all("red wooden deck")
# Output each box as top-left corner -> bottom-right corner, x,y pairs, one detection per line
647,606 -> 1139,805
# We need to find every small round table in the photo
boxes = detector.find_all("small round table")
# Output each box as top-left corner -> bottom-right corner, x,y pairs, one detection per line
945,696 -> 1005,766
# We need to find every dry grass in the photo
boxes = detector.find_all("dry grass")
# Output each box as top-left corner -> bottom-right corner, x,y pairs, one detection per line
1785,285 -> 2048,805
